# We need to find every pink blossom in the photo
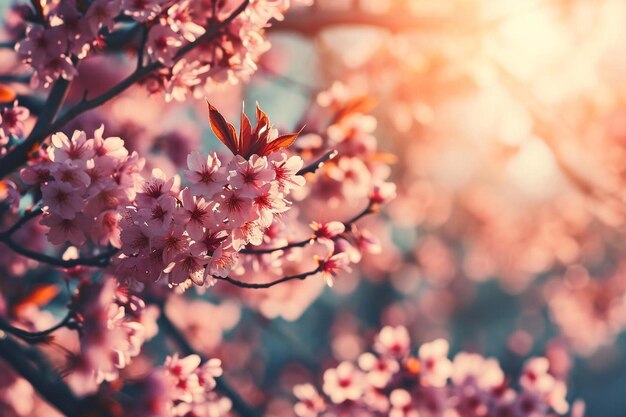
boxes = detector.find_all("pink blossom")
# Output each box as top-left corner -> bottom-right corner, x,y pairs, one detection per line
520,358 -> 556,394
205,244 -> 238,279
184,151 -> 227,197
270,153 -> 306,193
41,212 -> 87,245
50,130 -> 94,166
358,352 -> 399,388
389,389 -> 419,417
374,326 -> 411,358
137,195 -> 177,234
323,361 -> 364,404
294,384 -> 326,417
229,154 -> 276,197
418,338 -> 452,388
316,252 -> 351,287
178,188 -> 215,240
136,168 -> 178,207
163,353 -> 203,403
91,210 -> 122,248
92,125 -> 128,171
253,183 -> 288,228
50,160 -> 91,188
0,101 -> 29,137
216,188 -> 256,227
41,181 -> 84,219
165,252 -> 208,286
451,352 -> 504,389
146,25 -> 184,65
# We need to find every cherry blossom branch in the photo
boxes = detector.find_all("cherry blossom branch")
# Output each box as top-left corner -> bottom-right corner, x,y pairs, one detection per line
0,312 -> 75,344
296,149 -> 338,176
0,207 -> 42,236
214,264 -> 324,289
0,0 -> 251,179
0,334 -> 84,417
157,309 -> 264,417
240,200 -> 376,255
0,236 -> 117,268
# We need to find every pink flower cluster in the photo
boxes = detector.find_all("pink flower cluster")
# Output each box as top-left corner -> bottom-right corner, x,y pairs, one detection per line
294,326 -> 577,417
11,0 -> 311,93
21,126 -> 144,248
115,105 -> 305,287
66,277 -> 158,395
15,0 -> 121,87
128,0 -> 312,101
161,354 -> 230,417
127,353 -> 230,417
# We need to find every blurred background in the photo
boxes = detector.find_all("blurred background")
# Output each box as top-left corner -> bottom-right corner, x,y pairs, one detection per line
247,1 -> 626,414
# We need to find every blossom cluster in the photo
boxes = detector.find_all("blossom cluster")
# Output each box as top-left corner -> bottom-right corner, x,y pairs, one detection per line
14,0 -> 119,87
20,126 -> 144,248
147,0 -> 305,101
294,326 -> 577,417
66,277 -> 158,395
10,0 -> 311,96
125,353 -> 229,417
115,103 -> 305,287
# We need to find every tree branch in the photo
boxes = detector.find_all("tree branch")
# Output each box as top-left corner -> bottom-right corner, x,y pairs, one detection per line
0,312 -> 74,344
296,149 -> 338,176
0,207 -> 42,236
214,264 -> 324,289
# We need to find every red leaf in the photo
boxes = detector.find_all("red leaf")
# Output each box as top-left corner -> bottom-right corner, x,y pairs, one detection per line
262,127 -> 303,155
239,104 -> 252,155
207,101 -> 239,155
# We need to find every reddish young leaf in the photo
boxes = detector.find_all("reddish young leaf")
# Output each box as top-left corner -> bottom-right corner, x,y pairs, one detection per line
207,101 -> 239,155
208,102 -> 301,158
239,104 -> 253,154
263,128 -> 303,155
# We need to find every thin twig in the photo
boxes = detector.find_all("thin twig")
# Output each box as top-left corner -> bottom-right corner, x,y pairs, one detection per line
240,200 -> 375,255
136,25 -> 150,70
296,149 -> 338,176
0,235 -> 118,268
0,313 -> 74,344
0,207 -> 42,237
215,264 -> 324,289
